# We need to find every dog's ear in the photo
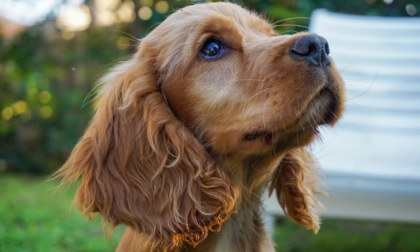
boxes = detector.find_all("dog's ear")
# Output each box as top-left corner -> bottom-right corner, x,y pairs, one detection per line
269,148 -> 323,232
54,44 -> 237,248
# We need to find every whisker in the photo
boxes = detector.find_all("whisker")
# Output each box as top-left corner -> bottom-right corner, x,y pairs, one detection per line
280,30 -> 301,35
234,79 -> 264,82
326,106 -> 338,121
345,72 -> 378,102
245,88 -> 271,105
110,29 -> 141,44
271,17 -> 311,25
273,24 -> 309,30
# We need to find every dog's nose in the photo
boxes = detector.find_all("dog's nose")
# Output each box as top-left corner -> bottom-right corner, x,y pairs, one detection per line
290,35 -> 331,67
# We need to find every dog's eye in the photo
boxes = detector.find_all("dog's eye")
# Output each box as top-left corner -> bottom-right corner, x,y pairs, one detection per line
200,39 -> 224,59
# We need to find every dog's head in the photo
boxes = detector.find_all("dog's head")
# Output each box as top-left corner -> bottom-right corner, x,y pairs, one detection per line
153,3 -> 344,157
56,2 -> 345,249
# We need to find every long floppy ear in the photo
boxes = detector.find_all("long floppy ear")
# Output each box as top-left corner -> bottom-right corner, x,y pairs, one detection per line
269,148 -> 323,232
54,45 -> 237,248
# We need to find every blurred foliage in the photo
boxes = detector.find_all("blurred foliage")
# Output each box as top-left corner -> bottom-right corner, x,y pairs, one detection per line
0,25 -> 129,174
0,0 -> 419,174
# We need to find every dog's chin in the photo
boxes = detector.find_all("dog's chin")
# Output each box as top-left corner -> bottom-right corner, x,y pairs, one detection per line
289,85 -> 340,139
315,87 -> 340,126
242,84 -> 340,152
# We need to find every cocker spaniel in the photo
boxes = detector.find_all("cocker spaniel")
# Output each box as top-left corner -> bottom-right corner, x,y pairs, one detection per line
56,2 -> 345,252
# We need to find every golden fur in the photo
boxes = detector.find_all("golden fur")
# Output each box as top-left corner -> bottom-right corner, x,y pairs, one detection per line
55,2 -> 345,252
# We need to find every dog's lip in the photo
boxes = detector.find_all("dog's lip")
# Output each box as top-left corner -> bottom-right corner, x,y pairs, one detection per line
317,86 -> 338,125
243,131 -> 273,143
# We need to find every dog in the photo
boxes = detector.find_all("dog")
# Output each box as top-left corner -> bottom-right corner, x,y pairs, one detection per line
55,2 -> 345,251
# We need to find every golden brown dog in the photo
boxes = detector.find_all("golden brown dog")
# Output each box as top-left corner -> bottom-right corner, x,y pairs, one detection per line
56,2 -> 345,252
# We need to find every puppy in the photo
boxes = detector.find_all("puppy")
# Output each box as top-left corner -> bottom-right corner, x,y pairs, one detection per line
56,2 -> 345,252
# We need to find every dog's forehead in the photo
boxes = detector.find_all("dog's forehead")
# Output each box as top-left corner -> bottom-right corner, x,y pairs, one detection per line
167,2 -> 273,35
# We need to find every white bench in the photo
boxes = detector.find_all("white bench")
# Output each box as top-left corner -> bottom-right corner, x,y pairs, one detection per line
264,9 -> 420,233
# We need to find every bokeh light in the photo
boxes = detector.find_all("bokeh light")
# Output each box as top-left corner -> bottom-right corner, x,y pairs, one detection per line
116,37 -> 131,50
140,0 -> 154,7
12,101 -> 28,115
138,6 -> 153,20
95,8 -> 116,26
39,106 -> 53,119
39,91 -> 52,104
116,1 -> 136,23
61,30 -> 75,40
1,107 -> 13,121
406,4 -> 417,16
96,0 -> 120,10
156,1 -> 169,14
56,4 -> 91,31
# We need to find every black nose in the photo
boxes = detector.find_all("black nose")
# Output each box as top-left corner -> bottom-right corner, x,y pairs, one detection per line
290,35 -> 331,67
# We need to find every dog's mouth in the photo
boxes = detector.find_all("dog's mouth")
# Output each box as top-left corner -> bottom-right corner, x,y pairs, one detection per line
244,131 -> 273,143
317,86 -> 339,125
292,84 -> 340,138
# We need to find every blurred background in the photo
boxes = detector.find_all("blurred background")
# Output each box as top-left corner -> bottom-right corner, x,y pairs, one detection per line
1,0 -> 419,251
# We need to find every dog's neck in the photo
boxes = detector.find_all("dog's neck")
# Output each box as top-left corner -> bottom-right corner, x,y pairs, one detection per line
188,193 -> 275,252
186,153 -> 285,252
221,151 -> 286,205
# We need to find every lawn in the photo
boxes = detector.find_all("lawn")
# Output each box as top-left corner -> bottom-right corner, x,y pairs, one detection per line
0,174 -> 125,252
1,174 -> 420,252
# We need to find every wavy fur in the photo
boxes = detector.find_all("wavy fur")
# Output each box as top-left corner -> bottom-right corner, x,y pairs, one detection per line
55,2 -> 345,251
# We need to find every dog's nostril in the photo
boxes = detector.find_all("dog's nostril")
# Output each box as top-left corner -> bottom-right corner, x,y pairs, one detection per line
325,42 -> 330,55
290,35 -> 331,67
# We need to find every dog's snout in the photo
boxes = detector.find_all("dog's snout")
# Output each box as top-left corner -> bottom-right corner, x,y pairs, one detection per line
290,35 -> 331,67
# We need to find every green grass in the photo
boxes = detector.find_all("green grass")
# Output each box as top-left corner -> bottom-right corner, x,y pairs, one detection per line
0,174 -> 124,252
274,218 -> 420,252
1,174 -> 420,252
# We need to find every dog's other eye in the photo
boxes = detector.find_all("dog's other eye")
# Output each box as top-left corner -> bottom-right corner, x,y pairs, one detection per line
200,39 -> 224,59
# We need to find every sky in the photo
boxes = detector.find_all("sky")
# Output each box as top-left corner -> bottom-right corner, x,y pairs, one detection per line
0,0 -> 83,26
